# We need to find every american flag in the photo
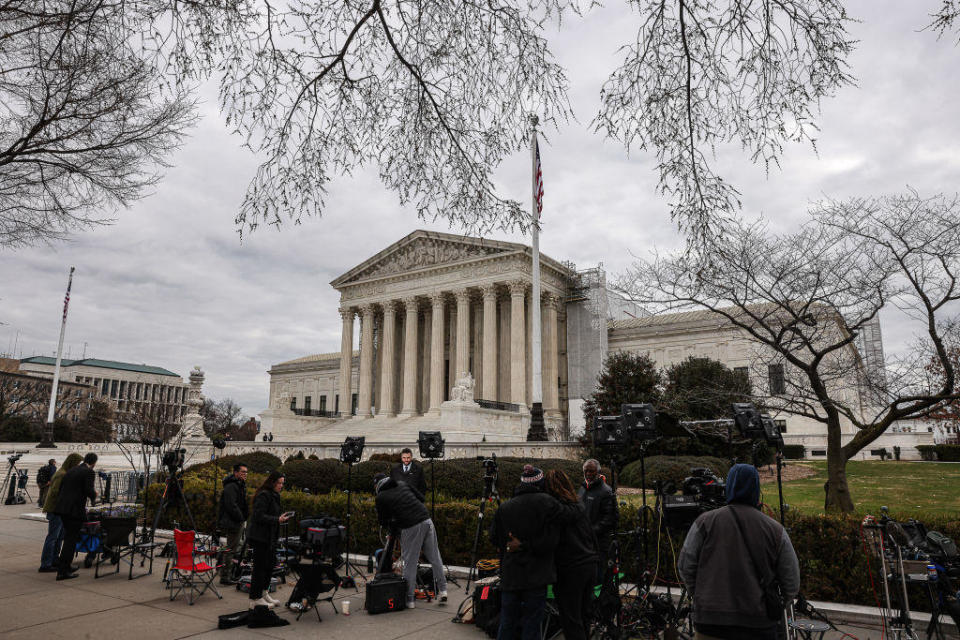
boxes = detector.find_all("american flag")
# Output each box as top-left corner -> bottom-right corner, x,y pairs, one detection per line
534,138 -> 543,219
62,269 -> 74,321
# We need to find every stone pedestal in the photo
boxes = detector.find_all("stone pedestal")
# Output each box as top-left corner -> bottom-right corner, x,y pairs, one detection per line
177,366 -> 208,443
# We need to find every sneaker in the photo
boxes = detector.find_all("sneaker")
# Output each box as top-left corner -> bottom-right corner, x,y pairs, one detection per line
439,590 -> 448,603
249,597 -> 270,609
406,600 -> 415,609
263,593 -> 280,606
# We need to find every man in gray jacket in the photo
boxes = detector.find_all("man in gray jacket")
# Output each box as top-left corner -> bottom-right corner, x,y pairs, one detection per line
678,463 -> 800,640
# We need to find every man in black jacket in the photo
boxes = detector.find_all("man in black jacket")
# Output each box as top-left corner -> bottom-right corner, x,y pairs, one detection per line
374,473 -> 446,608
490,465 -> 560,640
36,458 -> 56,507
578,459 -> 618,582
54,452 -> 97,580
390,448 -> 427,497
217,463 -> 248,584
678,464 -> 800,639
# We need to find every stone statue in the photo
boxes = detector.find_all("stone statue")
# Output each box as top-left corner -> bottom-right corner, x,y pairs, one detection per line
450,372 -> 476,403
176,366 -> 207,441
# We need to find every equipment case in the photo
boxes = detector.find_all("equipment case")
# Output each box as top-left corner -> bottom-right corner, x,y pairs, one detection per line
365,574 -> 407,614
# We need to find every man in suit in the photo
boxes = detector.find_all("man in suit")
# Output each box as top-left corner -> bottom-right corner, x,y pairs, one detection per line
390,448 -> 427,498
54,452 -> 98,580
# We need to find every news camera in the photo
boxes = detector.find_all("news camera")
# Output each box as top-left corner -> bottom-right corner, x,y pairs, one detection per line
659,466 -> 727,531
162,448 -> 186,472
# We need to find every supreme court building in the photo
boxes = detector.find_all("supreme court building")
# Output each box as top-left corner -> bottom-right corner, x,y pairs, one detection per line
259,229 -> 932,457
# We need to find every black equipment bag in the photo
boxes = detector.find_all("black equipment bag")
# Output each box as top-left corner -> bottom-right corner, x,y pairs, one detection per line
472,581 -> 502,638
365,574 -> 407,614
728,506 -> 785,621
217,610 -> 250,629
926,531 -> 959,559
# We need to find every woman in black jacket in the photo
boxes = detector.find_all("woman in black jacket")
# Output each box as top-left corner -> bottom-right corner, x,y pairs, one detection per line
545,469 -> 599,640
247,471 -> 290,609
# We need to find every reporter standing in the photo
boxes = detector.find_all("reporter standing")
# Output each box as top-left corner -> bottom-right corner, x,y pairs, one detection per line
544,470 -> 599,640
246,471 -> 291,609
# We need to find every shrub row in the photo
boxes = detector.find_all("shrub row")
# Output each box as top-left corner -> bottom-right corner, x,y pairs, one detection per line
782,444 -> 805,459
145,472 -> 960,610
917,444 -> 960,462
618,455 -> 731,489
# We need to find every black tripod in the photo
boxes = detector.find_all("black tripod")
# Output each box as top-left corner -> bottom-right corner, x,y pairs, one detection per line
339,461 -> 364,590
1,454 -> 30,505
148,467 -> 197,541
464,458 -> 500,595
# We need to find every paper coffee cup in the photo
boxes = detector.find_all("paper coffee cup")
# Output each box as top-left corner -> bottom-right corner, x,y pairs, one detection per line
343,600 -> 351,615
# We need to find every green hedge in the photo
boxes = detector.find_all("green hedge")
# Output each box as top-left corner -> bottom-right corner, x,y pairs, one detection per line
618,455 -> 731,489
915,444 -> 960,461
145,469 -> 960,609
187,451 -> 282,475
782,444 -> 805,460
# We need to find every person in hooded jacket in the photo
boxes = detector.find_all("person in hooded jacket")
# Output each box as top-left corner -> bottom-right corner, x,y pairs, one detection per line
677,463 -> 800,640
246,471 -> 291,610
38,453 -> 82,573
217,463 -> 249,584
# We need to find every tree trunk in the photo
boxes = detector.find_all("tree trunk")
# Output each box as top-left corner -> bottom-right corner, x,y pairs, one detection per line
824,414 -> 855,512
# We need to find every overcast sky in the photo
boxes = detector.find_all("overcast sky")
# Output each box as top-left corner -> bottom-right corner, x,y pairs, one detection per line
1,1 -> 958,419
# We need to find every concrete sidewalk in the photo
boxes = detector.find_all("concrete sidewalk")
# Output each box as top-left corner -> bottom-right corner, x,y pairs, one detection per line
0,503 -> 916,639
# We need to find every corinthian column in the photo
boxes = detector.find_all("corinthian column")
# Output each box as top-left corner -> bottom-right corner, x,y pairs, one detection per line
481,284 -> 498,401
429,293 -> 446,412
338,308 -> 354,416
508,281 -> 527,406
454,288 -> 471,381
400,297 -> 420,416
543,294 -> 560,415
378,301 -> 398,417
356,304 -> 375,418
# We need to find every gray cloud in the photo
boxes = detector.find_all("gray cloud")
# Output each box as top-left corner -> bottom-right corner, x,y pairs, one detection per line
1,1 -> 958,418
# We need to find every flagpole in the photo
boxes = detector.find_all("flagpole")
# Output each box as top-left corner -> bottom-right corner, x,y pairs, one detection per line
39,266 -> 74,448
528,116 -> 547,441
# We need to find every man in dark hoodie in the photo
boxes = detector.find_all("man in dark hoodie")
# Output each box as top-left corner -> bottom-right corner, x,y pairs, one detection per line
217,463 -> 249,584
490,465 -> 560,640
678,463 -> 800,640
374,473 -> 447,608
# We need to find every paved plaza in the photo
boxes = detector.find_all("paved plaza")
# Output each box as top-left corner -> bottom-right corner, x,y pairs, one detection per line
0,502 -> 939,639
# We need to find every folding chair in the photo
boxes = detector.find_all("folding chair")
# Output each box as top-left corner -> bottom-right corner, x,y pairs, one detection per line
94,516 -> 157,580
167,529 -> 223,605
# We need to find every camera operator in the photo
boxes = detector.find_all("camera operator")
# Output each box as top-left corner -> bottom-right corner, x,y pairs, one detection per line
217,463 -> 249,585
53,453 -> 98,580
36,458 -> 56,507
490,465 -> 560,640
373,472 -> 447,608
578,459 -> 618,582
677,463 -> 800,640
390,447 -> 427,497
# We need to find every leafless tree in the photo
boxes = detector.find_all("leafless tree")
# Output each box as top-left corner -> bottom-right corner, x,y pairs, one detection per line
620,191 -> 960,512
595,0 -> 854,250
0,0 -> 196,248
930,0 -> 960,39
199,397 -> 244,436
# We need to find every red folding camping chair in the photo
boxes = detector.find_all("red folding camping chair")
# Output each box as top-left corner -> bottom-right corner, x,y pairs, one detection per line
167,529 -> 222,605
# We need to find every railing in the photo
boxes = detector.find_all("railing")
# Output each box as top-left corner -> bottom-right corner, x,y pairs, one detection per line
95,470 -> 143,504
475,399 -> 522,413
291,408 -> 341,418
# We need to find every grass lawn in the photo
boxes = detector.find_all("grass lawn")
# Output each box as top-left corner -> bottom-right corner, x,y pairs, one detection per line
777,460 -> 960,517
618,461 -> 960,517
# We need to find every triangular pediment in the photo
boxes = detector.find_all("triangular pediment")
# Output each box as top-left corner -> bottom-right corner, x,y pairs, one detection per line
331,230 -> 524,287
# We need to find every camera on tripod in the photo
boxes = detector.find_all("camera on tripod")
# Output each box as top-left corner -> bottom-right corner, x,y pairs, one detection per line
162,448 -> 186,472
7,454 -> 22,465
476,454 -> 498,474
681,468 -> 726,506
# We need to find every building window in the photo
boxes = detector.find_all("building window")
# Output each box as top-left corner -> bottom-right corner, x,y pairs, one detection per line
351,393 -> 358,416
290,397 -> 297,411
768,364 -> 786,395
319,395 -> 327,412
304,396 -> 312,412
734,366 -> 749,381
110,379 -> 118,398
812,450 -> 826,457
102,379 -> 109,395
334,394 -> 339,414
775,419 -> 787,433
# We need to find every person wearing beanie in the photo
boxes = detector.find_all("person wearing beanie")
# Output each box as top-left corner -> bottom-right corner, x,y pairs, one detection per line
374,472 -> 447,608
677,463 -> 800,640
490,464 -> 561,640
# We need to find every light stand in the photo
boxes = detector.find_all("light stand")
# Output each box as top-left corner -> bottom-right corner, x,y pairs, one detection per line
339,436 -> 365,590
464,454 -> 500,595
418,431 -> 444,519
210,438 -> 226,537
622,404 -> 659,582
